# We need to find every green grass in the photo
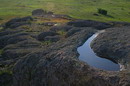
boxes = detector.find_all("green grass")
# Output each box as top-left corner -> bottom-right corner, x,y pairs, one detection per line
0,27 -> 4,31
0,0 -> 130,23
57,30 -> 67,36
42,40 -> 52,45
0,49 -> 3,55
0,69 -> 12,75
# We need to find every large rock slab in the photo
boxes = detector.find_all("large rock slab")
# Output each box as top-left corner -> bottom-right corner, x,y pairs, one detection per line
91,26 -> 130,69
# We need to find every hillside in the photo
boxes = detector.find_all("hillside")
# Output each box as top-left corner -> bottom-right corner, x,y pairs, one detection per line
0,0 -> 130,23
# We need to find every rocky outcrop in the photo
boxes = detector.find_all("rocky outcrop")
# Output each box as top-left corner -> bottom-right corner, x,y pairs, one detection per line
44,35 -> 61,42
65,27 -> 82,37
37,31 -> 59,41
0,17 -> 43,86
91,26 -> 130,69
32,9 -> 72,19
67,20 -> 112,30
13,25 -> 130,86
4,16 -> 33,29
0,32 -> 29,48
0,14 -> 130,86
50,25 -> 73,32
14,27 -> 101,86
32,9 -> 53,17
110,22 -> 130,27
0,72 -> 12,86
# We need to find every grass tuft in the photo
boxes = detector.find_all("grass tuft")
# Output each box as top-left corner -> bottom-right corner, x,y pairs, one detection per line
0,49 -> 3,55
57,30 -> 67,36
42,40 -> 52,45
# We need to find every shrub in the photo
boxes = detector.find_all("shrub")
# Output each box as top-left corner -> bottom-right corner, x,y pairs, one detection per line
98,8 -> 107,15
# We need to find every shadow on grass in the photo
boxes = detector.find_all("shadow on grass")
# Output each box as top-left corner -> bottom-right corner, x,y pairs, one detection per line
106,15 -> 114,18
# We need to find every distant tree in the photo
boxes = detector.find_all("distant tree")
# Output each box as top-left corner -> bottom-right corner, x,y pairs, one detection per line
98,8 -> 107,15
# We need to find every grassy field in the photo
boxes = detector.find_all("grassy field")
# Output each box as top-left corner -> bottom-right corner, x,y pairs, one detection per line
0,0 -> 130,23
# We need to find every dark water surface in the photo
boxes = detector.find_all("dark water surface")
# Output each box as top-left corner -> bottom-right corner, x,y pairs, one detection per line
78,31 -> 120,71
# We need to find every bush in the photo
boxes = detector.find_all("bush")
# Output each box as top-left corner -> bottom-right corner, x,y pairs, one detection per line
98,8 -> 107,15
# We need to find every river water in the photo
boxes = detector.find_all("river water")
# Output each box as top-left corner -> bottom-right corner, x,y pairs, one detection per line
78,31 -> 120,71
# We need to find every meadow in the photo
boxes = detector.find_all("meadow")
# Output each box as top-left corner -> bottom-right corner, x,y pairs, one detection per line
0,0 -> 130,23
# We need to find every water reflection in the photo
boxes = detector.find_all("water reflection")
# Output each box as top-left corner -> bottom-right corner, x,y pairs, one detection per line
78,31 -> 120,71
